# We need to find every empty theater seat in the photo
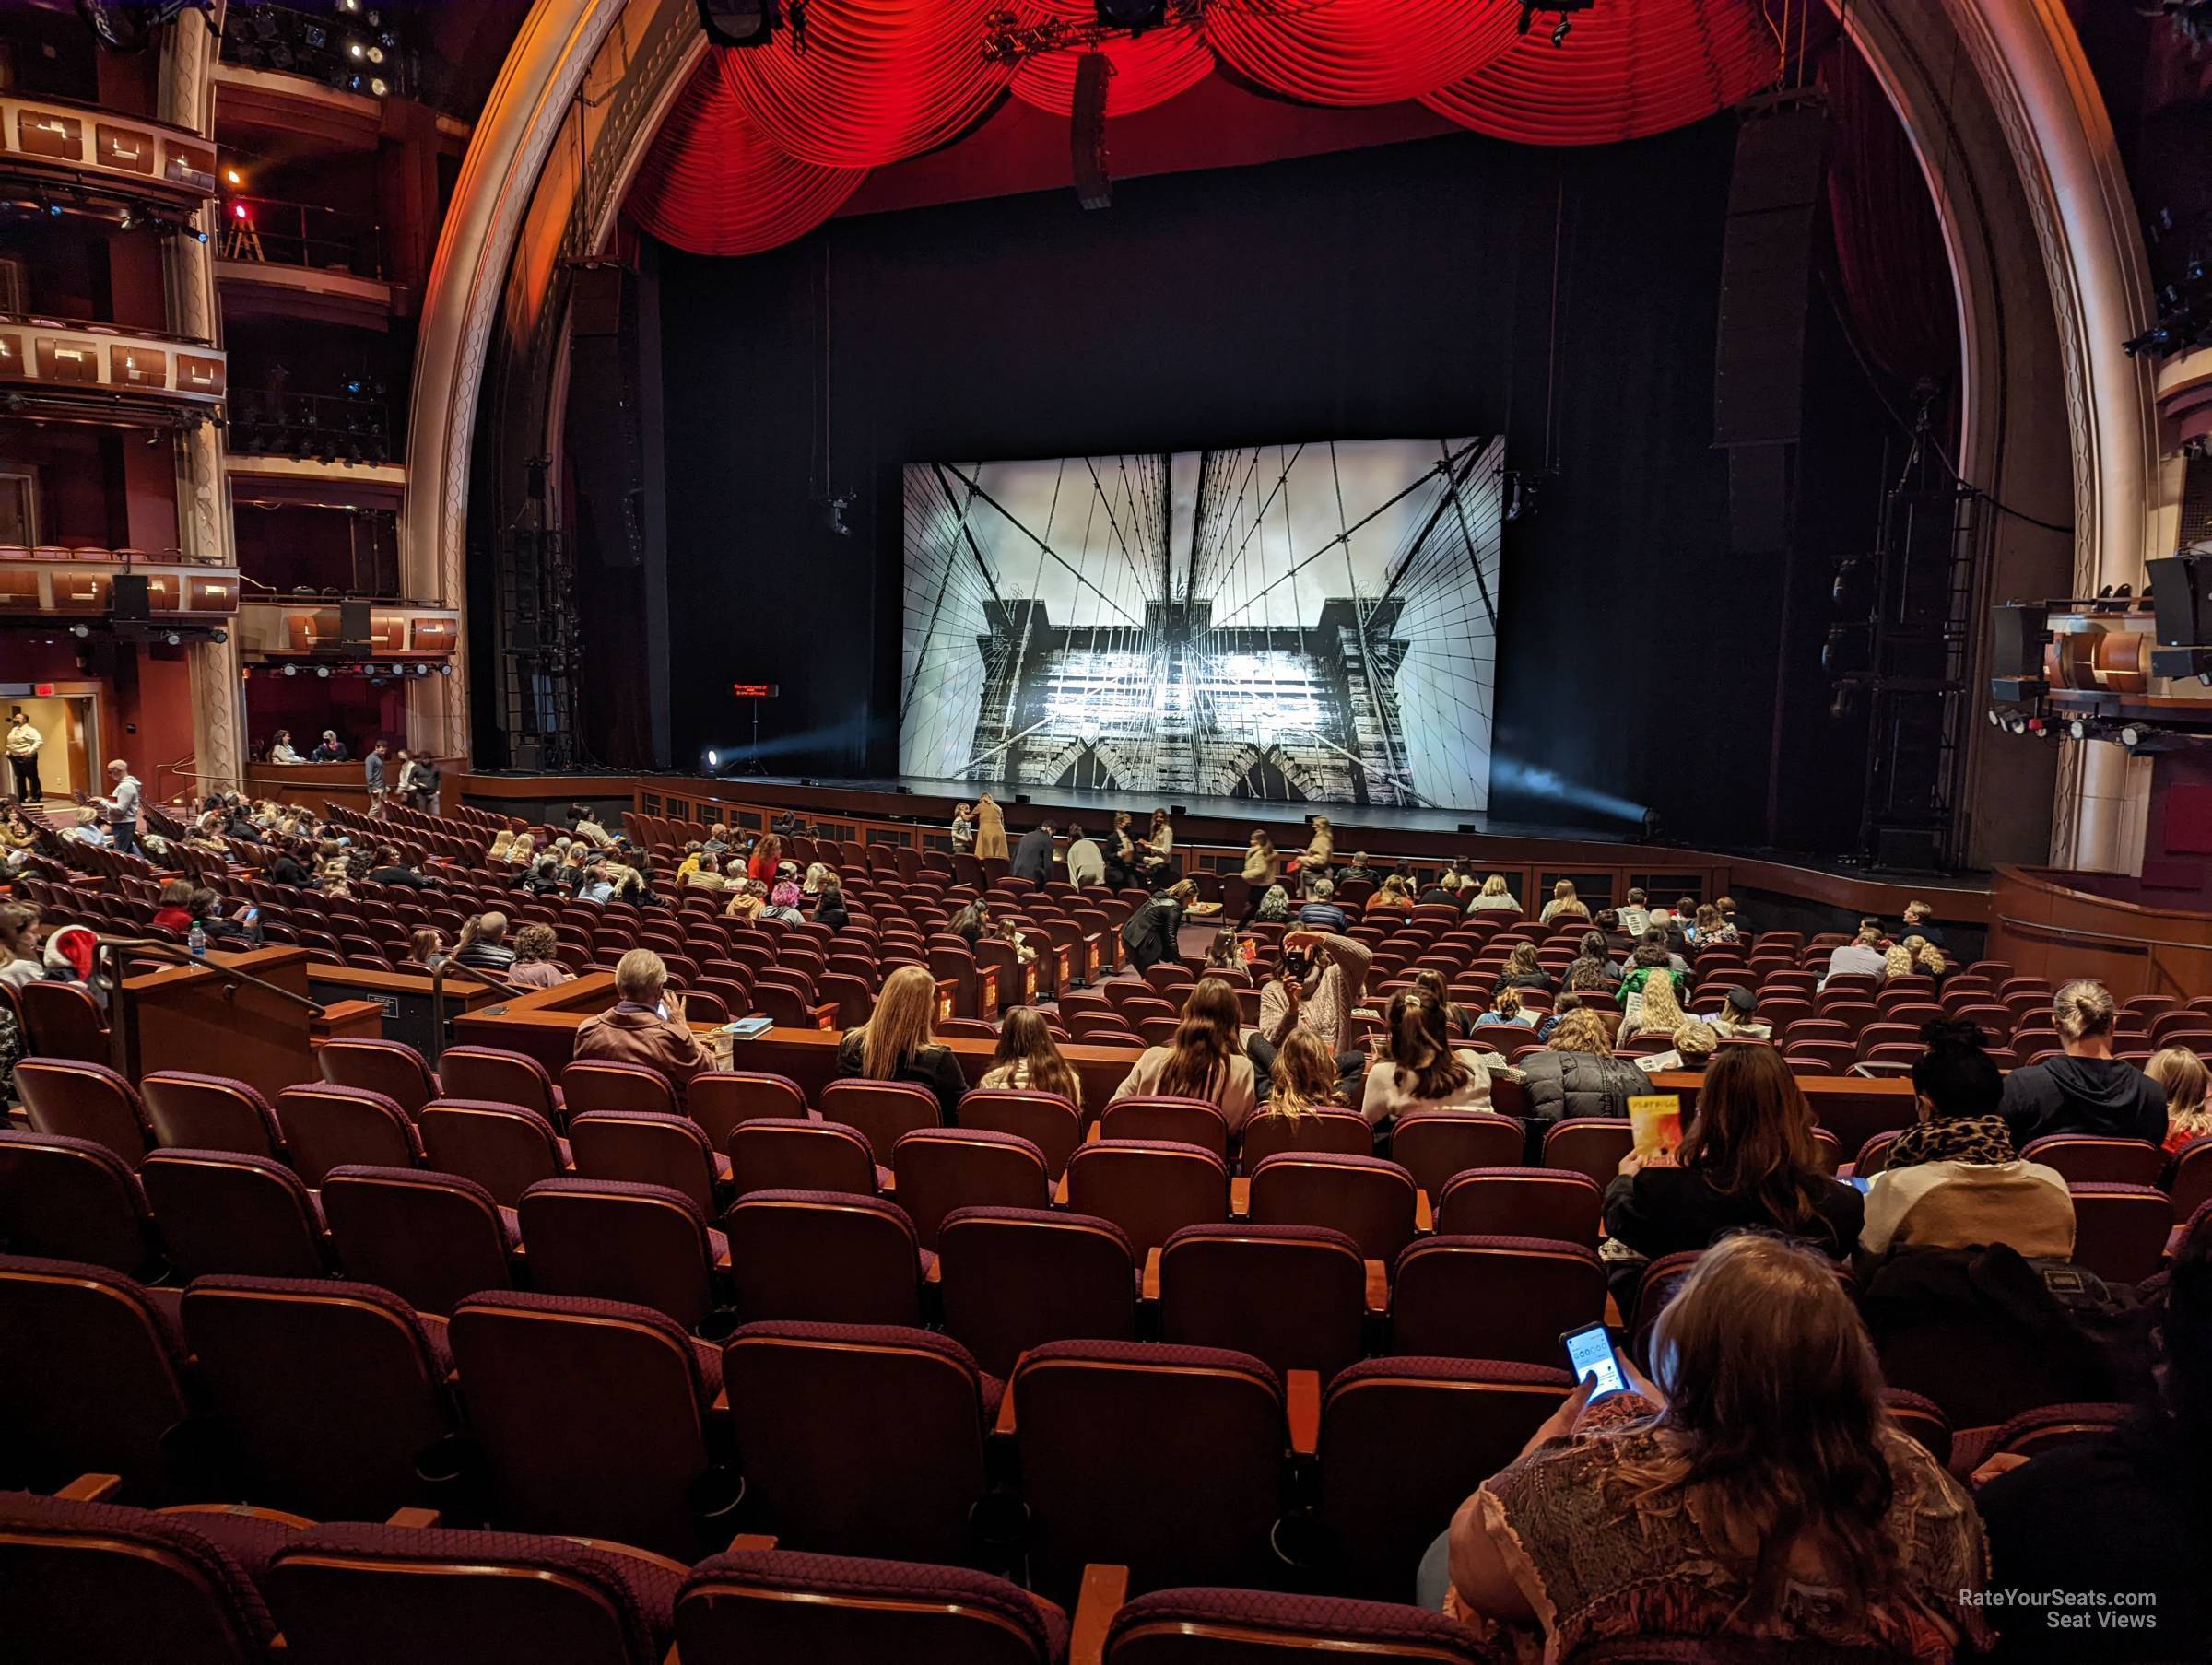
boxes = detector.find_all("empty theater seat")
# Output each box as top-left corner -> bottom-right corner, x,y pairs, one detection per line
139,1149 -> 330,1282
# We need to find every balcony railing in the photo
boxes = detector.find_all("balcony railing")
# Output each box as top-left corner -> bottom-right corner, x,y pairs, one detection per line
0,311 -> 225,426
227,389 -> 392,464
218,195 -> 384,280
0,93 -> 218,221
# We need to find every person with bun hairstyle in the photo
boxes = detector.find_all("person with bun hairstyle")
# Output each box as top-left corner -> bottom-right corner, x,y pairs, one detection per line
1858,1021 -> 2074,1262
1360,988 -> 1497,1126
1998,979 -> 2167,1144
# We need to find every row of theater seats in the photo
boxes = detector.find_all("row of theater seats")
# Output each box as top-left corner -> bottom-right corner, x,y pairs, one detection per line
0,1247 -> 2135,1652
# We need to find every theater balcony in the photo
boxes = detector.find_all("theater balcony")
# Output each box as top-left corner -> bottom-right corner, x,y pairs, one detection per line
0,93 -> 219,230
0,545 -> 239,625
0,313 -> 225,429
234,596 -> 458,668
213,196 -> 395,329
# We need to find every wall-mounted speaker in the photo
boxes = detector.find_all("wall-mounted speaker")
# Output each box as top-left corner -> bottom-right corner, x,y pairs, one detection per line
111,573 -> 150,622
1072,53 -> 1112,212
2147,553 -> 2211,646
698,0 -> 777,47
338,599 -> 373,650
1989,604 -> 2051,678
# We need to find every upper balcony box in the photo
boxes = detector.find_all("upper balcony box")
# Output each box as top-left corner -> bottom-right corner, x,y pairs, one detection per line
0,314 -> 225,428
0,94 -> 218,229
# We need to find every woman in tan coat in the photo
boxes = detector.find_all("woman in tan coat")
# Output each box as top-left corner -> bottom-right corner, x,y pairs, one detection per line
972,791 -> 1008,862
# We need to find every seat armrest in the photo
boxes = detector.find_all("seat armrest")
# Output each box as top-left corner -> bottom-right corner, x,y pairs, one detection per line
1364,1259 -> 1388,1315
384,1507 -> 440,1529
1415,1188 -> 1433,1233
1288,1369 -> 1321,1457
1070,1564 -> 1130,1665
724,1532 -> 778,1552
994,1352 -> 1027,1436
1230,1177 -> 1250,1217
56,1474 -> 121,1503
1141,1246 -> 1161,1303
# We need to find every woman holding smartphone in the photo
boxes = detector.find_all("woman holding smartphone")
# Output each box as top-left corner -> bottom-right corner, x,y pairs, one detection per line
1428,1233 -> 1986,1659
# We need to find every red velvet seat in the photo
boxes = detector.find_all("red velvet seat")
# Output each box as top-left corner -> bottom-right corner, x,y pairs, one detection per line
275,1085 -> 421,1186
1096,1096 -> 1230,1162
958,1086 -> 1085,1179
1157,1223 -> 1368,1380
688,1070 -> 809,1148
16,1059 -> 154,1165
563,1060 -> 681,1119
818,1078 -> 943,1165
675,1548 -> 1065,1665
180,1274 -> 458,1520
436,1044 -> 567,1124
317,1038 -> 441,1120
1237,1107 -> 1374,1168
1317,1355 -> 1575,1602
723,1189 -> 927,1326
935,1205 -> 1139,1378
0,1255 -> 194,1496
1101,1586 -> 1489,1664
0,1488 -> 286,1665
1436,1167 -> 1604,1247
1248,1152 -> 1422,1264
723,1320 -> 995,1562
1883,1387 -> 1953,1465
2019,1134 -> 2165,1187
418,1098 -> 571,1206
449,1289 -> 725,1557
727,1118 -> 880,1198
1386,1111 -> 1526,1200
319,1165 -> 515,1315
0,1131 -> 159,1276
2067,1183 -> 2171,1284
142,1072 -> 288,1163
519,1178 -> 728,1333
266,1523 -> 675,1665
1010,1339 -> 1287,1602
1540,1118 -> 1634,1188
1065,1139 -> 1230,1255
570,1109 -> 729,1214
18,980 -> 111,1064
890,1127 -> 1052,1250
1389,1235 -> 1606,1364
140,1149 -> 330,1282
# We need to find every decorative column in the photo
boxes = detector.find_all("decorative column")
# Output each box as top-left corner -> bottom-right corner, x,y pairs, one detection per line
159,16 -> 244,799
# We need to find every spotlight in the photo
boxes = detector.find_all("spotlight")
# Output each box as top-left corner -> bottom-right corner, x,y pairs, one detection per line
194,228 -> 208,243
211,628 -> 227,644
413,662 -> 427,676
233,202 -> 249,221
1986,708 -> 2004,728
162,631 -> 181,647
705,749 -> 719,768
2004,713 -> 2030,735
70,623 -> 89,639
2068,719 -> 2090,741
365,44 -> 383,63
438,663 -> 452,675
224,168 -> 242,186
368,77 -> 388,97
2119,723 -> 2145,748
316,665 -> 331,679
283,663 -> 297,676
347,40 -> 365,58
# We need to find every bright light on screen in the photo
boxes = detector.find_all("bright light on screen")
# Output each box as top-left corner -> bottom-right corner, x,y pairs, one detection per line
900,439 -> 1504,811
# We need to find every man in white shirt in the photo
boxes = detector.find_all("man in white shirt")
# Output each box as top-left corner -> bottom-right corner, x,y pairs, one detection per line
6,709 -> 41,803
91,758 -> 142,856
1822,926 -> 1889,987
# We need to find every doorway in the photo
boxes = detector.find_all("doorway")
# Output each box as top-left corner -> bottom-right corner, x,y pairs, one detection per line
1,686 -> 100,804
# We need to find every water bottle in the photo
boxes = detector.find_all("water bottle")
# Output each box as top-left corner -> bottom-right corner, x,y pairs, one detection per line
187,922 -> 207,958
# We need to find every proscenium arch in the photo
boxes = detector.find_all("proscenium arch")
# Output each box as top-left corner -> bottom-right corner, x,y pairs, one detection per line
409,0 -> 2163,868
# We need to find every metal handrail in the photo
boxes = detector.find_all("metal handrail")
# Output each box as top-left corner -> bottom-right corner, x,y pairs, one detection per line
105,934 -> 327,1014
427,957 -> 521,1064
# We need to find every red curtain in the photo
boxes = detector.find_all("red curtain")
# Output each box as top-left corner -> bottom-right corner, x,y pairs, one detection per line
627,0 -> 1797,259
1009,0 -> 1213,119
1821,41 -> 1959,391
624,66 -> 868,258
1204,0 -> 1519,108
717,0 -> 1015,169
1421,0 -> 1779,146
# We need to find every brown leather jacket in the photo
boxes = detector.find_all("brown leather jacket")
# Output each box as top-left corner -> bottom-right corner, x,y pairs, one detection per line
572,1003 -> 711,1097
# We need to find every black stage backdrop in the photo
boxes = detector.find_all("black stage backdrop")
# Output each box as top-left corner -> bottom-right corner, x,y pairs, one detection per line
653,119 -> 1808,844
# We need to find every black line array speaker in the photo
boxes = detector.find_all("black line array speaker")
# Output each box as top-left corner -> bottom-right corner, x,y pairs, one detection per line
2147,553 -> 2211,645
1072,53 -> 1112,212
1989,604 -> 2051,677
1714,105 -> 1827,554
567,265 -> 645,570
698,0 -> 776,48
338,598 -> 372,650
110,573 -> 150,621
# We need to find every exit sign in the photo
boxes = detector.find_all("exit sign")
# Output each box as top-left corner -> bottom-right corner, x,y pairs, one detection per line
31,683 -> 54,697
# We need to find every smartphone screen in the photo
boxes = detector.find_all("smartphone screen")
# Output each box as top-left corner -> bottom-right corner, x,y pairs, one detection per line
1848,1174 -> 1874,1195
1561,1322 -> 1627,1399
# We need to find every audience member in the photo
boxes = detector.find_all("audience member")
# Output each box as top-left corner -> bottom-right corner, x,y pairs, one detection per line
1201,927 -> 1252,984
150,879 -> 195,933
1469,874 -> 1520,913
724,879 -> 768,921
1474,988 -> 1533,1029
1120,879 -> 1195,972
1707,986 -> 1771,1039
268,840 -> 314,888
1251,929 -> 1372,1066
1411,967 -> 1480,1040
1240,830 -> 1282,909
1064,822 -> 1105,889
1858,1021 -> 2073,1263
1416,872 -> 1462,908
1497,942 -> 1553,993
972,791 -> 1007,862
1622,967 -> 1689,1039
1433,1233 -> 1986,1659
834,963 -> 968,1125
949,802 -> 976,852
1616,886 -> 1651,936
1366,874 -> 1415,913
1896,898 -> 1945,951
1360,990 -> 1495,1125
1976,1207 -> 2212,1660
976,1005 -> 1082,1109
812,873 -> 850,930
368,847 -> 435,889
1824,926 -> 1888,985
2153,1047 -> 2212,1155
1246,1028 -> 1347,1133
267,730 -> 304,765
309,730 -> 347,762
1538,879 -> 1590,924
1136,807 -> 1175,881
1253,883 -> 1292,923
506,923 -> 571,990
0,904 -> 41,990
402,928 -> 446,971
1301,815 -> 1335,882
1516,1009 -> 1648,1136
1604,1044 -> 1863,1260
1114,978 -> 1258,1133
747,833 -> 785,885
1010,819 -> 1055,883
1297,878 -> 1350,932
1635,1018 -> 1719,1075
573,949 -> 710,1098
452,912 -> 518,975
1999,979 -> 2166,1143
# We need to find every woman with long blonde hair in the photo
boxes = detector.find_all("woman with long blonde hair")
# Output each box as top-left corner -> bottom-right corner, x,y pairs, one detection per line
1253,1027 -> 1342,1123
1625,967 -> 1688,1038
1439,1233 -> 1985,1657
1470,873 -> 1521,913
834,962 -> 970,1125
1113,976 -> 1258,1131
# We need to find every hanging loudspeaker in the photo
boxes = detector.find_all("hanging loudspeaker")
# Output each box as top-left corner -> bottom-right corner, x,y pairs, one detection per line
1072,53 -> 1112,212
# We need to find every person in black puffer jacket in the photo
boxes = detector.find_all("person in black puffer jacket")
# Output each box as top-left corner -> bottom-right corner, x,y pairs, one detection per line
1513,1006 -> 1648,1161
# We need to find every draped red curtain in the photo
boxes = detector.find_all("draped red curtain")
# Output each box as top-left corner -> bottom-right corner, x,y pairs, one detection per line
628,0 -> 1792,258
1202,0 -> 1519,108
1420,0 -> 1779,146
717,0 -> 1014,169
1009,0 -> 1213,119
1821,41 -> 1960,392
623,66 -> 868,258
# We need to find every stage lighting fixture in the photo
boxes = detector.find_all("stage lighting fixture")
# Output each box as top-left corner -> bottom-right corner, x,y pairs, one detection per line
438,663 -> 452,675
69,623 -> 89,639
1096,0 -> 1167,26
706,749 -> 719,768
2004,713 -> 2030,735
2120,723 -> 2146,748
162,631 -> 181,646
413,662 -> 428,676
2068,719 -> 2090,741
316,665 -> 330,679
283,663 -> 297,676
210,628 -> 227,644
698,0 -> 778,47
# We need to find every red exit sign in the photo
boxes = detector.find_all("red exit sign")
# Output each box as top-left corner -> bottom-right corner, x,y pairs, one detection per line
31,683 -> 55,697
730,682 -> 780,698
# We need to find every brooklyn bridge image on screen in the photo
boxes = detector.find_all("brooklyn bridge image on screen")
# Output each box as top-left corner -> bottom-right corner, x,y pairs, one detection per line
899,437 -> 1504,812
